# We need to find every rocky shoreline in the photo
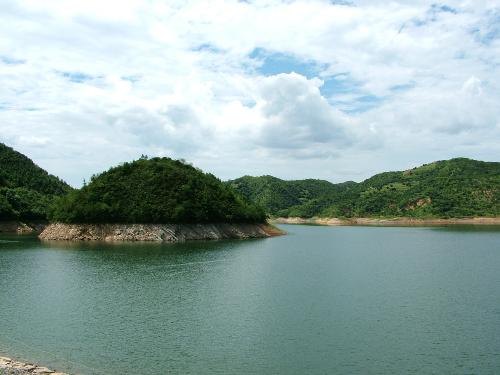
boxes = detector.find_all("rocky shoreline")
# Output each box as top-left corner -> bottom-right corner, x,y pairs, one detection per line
272,216 -> 500,226
39,222 -> 284,242
0,356 -> 68,375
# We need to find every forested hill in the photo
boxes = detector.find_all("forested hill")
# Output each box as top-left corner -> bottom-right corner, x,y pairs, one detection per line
2,144 -> 498,223
228,175 -> 356,218
49,157 -> 266,224
0,142 -> 72,221
0,143 -> 70,194
229,158 -> 500,218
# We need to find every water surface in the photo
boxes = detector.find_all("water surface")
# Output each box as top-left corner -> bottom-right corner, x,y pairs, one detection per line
1,225 -> 500,374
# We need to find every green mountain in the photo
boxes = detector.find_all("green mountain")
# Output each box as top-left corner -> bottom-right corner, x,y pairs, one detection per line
229,158 -> 500,218
0,143 -> 72,221
2,144 -> 498,224
228,175 -> 356,218
49,157 -> 266,224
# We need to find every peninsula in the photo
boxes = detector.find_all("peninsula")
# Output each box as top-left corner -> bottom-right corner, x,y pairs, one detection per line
39,156 -> 282,242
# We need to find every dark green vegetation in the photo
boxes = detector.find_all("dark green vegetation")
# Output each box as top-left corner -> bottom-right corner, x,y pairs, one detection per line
50,157 -> 266,224
0,143 -> 71,221
228,175 -> 356,218
2,141 -> 498,223
229,158 -> 500,218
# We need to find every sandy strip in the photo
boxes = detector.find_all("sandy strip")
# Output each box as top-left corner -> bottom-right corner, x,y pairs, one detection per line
271,217 -> 500,226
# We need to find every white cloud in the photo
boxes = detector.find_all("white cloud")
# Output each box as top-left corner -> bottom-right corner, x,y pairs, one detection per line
254,73 -> 352,149
0,0 -> 499,186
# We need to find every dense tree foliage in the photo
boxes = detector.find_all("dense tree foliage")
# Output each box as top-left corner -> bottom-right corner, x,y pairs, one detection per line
50,157 -> 266,224
0,143 -> 72,221
0,143 -> 69,195
228,176 -> 356,217
3,141 -> 498,223
229,158 -> 500,218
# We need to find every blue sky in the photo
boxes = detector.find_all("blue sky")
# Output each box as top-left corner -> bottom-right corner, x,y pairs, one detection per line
1,0 -> 499,186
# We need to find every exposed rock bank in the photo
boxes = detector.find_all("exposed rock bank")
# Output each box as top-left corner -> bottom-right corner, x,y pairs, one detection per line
272,217 -> 500,226
39,223 -> 284,242
0,356 -> 68,375
0,222 -> 47,234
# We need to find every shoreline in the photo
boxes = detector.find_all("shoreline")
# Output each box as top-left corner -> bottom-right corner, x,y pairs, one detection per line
39,222 -> 284,242
271,216 -> 500,226
0,222 -> 47,234
0,355 -> 68,375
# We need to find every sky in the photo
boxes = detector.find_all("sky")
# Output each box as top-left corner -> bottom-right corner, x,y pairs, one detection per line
1,0 -> 500,187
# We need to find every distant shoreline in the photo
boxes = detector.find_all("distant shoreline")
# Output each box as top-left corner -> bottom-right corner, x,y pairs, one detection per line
271,217 -> 500,226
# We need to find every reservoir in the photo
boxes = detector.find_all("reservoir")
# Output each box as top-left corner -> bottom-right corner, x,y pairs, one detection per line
1,224 -> 500,374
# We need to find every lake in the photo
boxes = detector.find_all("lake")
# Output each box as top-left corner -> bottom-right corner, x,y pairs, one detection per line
1,224 -> 500,374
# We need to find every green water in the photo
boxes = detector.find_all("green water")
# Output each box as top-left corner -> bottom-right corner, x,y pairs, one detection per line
1,225 -> 500,374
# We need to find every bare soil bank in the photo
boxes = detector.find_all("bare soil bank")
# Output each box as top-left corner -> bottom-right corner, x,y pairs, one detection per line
272,217 -> 500,226
39,223 -> 284,242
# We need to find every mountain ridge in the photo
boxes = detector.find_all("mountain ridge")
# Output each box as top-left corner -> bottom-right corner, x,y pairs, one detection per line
1,142 -> 498,226
229,158 -> 500,218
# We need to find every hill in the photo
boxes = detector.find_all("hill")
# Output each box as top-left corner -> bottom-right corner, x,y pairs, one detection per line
49,157 -> 266,224
229,158 -> 500,218
0,143 -> 72,221
228,175 -> 356,217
